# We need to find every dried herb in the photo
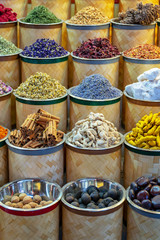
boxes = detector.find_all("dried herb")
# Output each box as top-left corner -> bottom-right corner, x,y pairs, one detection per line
0,36 -> 21,56
0,125 -> 8,140
0,4 -> 17,22
0,80 -> 12,95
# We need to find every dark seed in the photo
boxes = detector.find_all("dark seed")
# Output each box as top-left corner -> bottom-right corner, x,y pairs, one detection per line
137,190 -> 149,202
107,189 -> 118,200
79,204 -> 86,208
149,177 -> 157,183
103,197 -> 114,207
131,182 -> 139,193
86,186 -> 99,195
150,185 -> 160,196
99,186 -> 108,193
90,191 -> 100,202
66,195 -> 74,203
141,200 -> 152,210
81,193 -> 91,205
71,201 -> 79,207
133,199 -> 142,207
98,202 -> 105,208
87,203 -> 99,209
103,192 -> 108,199
137,176 -> 149,188
78,198 -> 82,204
99,192 -> 104,198
75,190 -> 82,199
129,189 -> 135,201
152,195 -> 160,209
108,201 -> 116,207
97,198 -> 103,204
144,184 -> 152,192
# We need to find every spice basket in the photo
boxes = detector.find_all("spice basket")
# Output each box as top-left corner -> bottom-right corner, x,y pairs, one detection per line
62,178 -> 125,240
19,19 -> 63,49
119,0 -> 159,12
71,53 -> 120,87
66,133 -> 124,183
20,53 -> 69,88
66,22 -> 110,52
0,0 -> 28,18
124,90 -> 160,132
0,178 -> 62,240
6,136 -> 65,186
0,128 -> 10,187
0,90 -> 12,129
75,0 -> 114,19
15,93 -> 68,132
124,134 -> 160,189
126,187 -> 160,240
69,88 -> 122,130
157,20 -> 160,46
0,21 -> 17,46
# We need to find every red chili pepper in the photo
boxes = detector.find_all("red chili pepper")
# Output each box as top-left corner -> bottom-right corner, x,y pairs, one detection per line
0,4 -> 17,22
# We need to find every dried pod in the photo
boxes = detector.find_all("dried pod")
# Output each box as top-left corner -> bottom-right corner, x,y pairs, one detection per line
19,193 -> 27,201
33,195 -> 42,203
5,201 -> 12,207
11,196 -> 20,203
29,202 -> 38,208
23,196 -> 33,205
23,204 -> 32,209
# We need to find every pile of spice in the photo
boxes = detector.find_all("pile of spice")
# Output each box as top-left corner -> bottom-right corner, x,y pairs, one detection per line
22,5 -> 61,24
9,109 -> 64,148
118,3 -> 160,25
73,38 -> 120,59
0,4 -> 17,22
21,38 -> 68,58
0,80 -> 12,95
3,193 -> 53,209
126,112 -> 160,150
0,125 -> 8,140
67,112 -> 121,148
129,176 -> 160,211
123,44 -> 160,59
68,6 -> 109,25
15,72 -> 67,99
65,184 -> 121,209
71,74 -> 122,100
0,36 -> 21,56
125,68 -> 160,101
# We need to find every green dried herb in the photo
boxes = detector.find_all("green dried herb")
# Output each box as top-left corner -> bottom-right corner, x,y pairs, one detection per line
22,5 -> 61,24
0,36 -> 21,56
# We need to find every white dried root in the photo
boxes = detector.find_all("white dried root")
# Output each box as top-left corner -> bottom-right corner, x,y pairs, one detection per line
67,112 -> 121,148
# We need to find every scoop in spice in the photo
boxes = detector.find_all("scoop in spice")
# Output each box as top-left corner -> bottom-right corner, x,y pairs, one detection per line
0,35 -> 21,56
0,80 -> 12,95
0,4 -> 17,22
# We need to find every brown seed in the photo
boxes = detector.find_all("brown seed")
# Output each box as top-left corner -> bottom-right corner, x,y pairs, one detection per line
11,203 -> 17,208
23,204 -> 32,209
23,196 -> 33,205
44,200 -> 53,206
35,205 -> 42,208
11,196 -> 19,203
19,193 -> 27,201
40,201 -> 47,206
5,201 -> 12,207
16,202 -> 24,208
29,202 -> 38,208
33,195 -> 42,203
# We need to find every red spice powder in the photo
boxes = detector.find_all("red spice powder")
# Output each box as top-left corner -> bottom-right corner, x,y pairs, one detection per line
0,4 -> 17,22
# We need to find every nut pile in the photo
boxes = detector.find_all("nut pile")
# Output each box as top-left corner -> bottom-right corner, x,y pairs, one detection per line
129,176 -> 160,211
67,112 -> 121,148
65,185 -> 120,209
3,193 -> 53,209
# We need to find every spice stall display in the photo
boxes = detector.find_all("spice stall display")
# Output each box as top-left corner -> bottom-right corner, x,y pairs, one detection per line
71,38 -> 120,87
119,0 -> 159,13
7,109 -> 65,186
19,6 -> 63,49
62,178 -> 125,240
0,178 -> 62,240
0,0 -> 28,18
14,72 -> 68,132
66,112 -> 123,183
69,74 -> 122,130
20,38 -> 69,87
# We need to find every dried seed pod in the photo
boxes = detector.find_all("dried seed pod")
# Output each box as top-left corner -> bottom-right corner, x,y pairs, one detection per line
23,196 -> 33,205
19,193 -> 27,201
29,202 -> 38,208
11,196 -> 20,203
5,201 -> 12,207
16,202 -> 24,208
23,204 -> 32,209
33,195 -> 42,203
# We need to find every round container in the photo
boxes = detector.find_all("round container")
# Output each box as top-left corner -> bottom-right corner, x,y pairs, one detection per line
157,20 -> 160,46
20,53 -> 69,88
75,0 -> 115,19
126,187 -> 160,240
66,22 -> 110,52
66,133 -> 124,183
0,21 -> 17,45
0,128 -> 10,187
6,137 -> 65,186
119,0 -> 159,12
62,178 -> 125,240
124,90 -> 160,132
0,0 -> 28,18
124,135 -> 160,189
0,178 -> 62,240
14,93 -> 68,132
69,87 -> 122,130
71,53 -> 120,87
0,90 -> 13,129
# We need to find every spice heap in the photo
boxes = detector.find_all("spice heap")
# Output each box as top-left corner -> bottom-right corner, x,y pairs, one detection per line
0,80 -> 12,95
0,4 -> 17,22
118,3 -> 160,25
22,5 -> 61,24
65,184 -> 121,209
129,176 -> 160,211
15,72 -> 67,99
126,112 -> 160,150
67,112 -> 121,148
0,125 -> 8,140
0,36 -> 21,56
21,38 -> 68,58
9,109 -> 64,148
71,74 -> 122,100
123,44 -> 160,59
125,68 -> 160,101
3,193 -> 53,209
73,38 -> 120,59
68,6 -> 109,25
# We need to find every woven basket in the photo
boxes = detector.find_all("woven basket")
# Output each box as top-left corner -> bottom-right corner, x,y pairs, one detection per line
0,21 -> 17,46
71,53 -> 120,87
0,91 -> 12,130
69,88 -> 122,130
75,0 -> 114,19
7,137 -> 65,186
0,129 -> 9,187
20,53 -> 69,88
157,20 -> 160,46
0,179 -> 62,240
19,20 -> 63,49
124,137 -> 160,189
62,178 -> 125,240
15,93 -> 68,132
66,134 -> 124,183
119,0 -> 159,12
111,19 -> 156,52
66,22 -> 110,52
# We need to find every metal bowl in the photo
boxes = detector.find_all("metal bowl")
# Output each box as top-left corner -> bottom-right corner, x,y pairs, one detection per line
62,178 -> 125,216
